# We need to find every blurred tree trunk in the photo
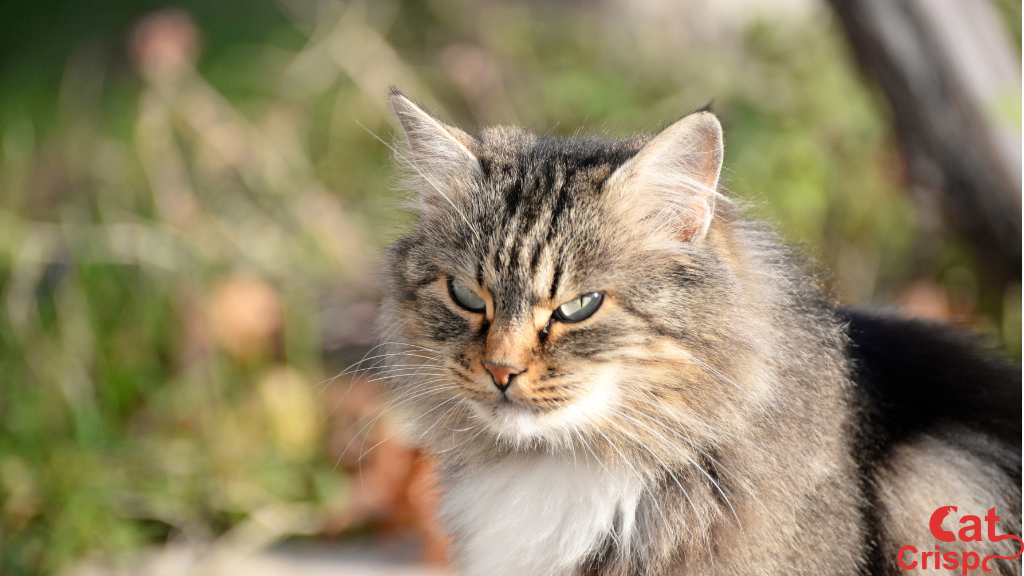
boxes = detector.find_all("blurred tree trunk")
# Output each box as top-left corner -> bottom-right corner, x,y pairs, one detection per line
828,0 -> 1022,285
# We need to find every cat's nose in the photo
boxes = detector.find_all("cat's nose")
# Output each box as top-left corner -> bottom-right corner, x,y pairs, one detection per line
483,362 -> 523,392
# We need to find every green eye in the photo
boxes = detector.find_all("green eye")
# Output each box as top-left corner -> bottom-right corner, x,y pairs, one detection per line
553,292 -> 603,323
448,278 -> 486,313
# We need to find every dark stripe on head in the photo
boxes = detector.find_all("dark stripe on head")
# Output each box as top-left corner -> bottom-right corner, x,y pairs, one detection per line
543,167 -> 574,301
511,160 -> 559,270
546,170 -> 571,244
549,254 -> 563,301
490,168 -> 525,271
501,171 -> 524,227
413,272 -> 442,289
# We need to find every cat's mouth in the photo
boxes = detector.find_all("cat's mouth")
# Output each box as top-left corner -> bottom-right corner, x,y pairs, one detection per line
492,397 -> 535,418
470,368 -> 620,441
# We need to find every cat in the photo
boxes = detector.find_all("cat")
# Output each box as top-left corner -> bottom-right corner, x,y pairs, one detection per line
375,88 -> 1022,575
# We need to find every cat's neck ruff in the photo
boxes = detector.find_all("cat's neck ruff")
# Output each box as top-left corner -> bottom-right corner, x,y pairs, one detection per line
442,452 -> 642,576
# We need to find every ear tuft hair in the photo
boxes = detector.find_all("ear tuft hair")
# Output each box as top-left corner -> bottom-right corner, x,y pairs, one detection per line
694,100 -> 715,114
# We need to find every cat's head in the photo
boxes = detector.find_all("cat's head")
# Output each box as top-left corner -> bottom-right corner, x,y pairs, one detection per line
379,90 -> 778,464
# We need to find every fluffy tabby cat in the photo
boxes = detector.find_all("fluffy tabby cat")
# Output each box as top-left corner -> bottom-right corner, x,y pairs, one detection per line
376,89 -> 1021,575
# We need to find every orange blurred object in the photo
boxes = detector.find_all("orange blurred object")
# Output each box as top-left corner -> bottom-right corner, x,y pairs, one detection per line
130,8 -> 201,81
324,375 -> 452,567
208,276 -> 283,361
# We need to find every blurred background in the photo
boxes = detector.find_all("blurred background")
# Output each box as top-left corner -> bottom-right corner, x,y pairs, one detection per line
0,0 -> 1019,574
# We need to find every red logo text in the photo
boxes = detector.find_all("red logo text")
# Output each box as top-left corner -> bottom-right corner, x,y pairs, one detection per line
897,507 -> 1023,574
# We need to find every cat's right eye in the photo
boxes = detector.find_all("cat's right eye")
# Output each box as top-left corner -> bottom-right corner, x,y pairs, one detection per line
447,278 -> 486,313
553,292 -> 603,323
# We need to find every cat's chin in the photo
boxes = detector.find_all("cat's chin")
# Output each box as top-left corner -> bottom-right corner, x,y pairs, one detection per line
481,399 -> 545,439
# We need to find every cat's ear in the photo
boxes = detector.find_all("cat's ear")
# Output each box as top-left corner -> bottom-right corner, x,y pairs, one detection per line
390,90 -> 482,210
607,111 -> 724,242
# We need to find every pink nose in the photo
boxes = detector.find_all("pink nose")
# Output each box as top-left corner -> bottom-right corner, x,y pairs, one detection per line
484,362 -> 523,391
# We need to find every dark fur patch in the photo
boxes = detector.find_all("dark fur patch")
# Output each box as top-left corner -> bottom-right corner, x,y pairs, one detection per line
843,309 -> 1022,454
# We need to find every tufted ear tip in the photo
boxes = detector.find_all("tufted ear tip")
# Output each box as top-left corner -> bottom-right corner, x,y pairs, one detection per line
680,110 -> 723,149
693,100 -> 716,115
388,90 -> 422,129
389,88 -> 421,121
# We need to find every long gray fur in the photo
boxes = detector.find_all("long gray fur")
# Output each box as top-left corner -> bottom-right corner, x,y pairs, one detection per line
377,89 -> 1021,576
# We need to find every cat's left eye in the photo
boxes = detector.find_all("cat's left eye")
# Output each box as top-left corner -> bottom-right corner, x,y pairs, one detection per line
448,278 -> 487,313
553,292 -> 603,323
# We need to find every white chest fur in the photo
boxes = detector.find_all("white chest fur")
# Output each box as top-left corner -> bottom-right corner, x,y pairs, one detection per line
441,454 -> 642,576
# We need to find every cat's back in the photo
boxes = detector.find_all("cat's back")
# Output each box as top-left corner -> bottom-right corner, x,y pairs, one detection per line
842,308 -> 1021,573
843,308 -> 1020,453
